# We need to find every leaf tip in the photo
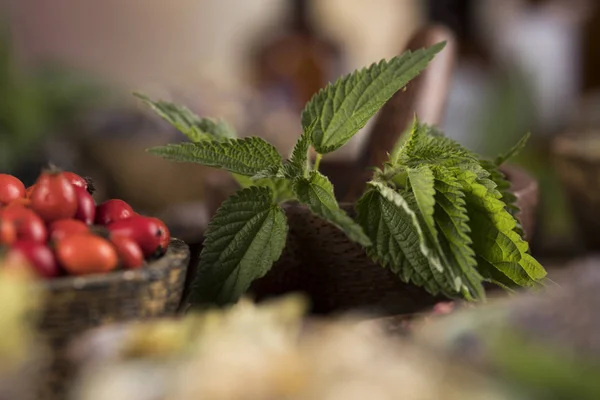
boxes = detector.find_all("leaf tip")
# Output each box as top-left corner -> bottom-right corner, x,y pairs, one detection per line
432,40 -> 447,51
145,146 -> 160,154
132,91 -> 149,101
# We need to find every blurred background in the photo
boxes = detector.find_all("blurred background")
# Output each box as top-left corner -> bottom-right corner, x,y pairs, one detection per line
1,0 -> 600,261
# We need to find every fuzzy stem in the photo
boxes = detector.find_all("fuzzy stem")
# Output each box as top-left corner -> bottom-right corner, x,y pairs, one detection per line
313,153 -> 322,171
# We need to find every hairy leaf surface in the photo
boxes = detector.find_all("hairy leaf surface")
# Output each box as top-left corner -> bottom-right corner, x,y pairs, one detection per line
189,187 -> 288,305
148,137 -> 282,177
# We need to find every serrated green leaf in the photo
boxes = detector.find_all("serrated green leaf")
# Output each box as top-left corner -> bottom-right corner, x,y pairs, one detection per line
367,181 -> 442,276
293,171 -> 371,246
397,120 -> 479,168
188,186 -> 288,305
147,137 -> 282,177
480,159 -> 524,237
407,165 -> 438,243
283,130 -> 312,179
385,120 -> 544,295
476,255 -> 531,288
494,132 -> 530,166
303,42 -> 445,154
251,164 -> 285,180
284,120 -> 316,179
456,169 -> 546,286
519,252 -> 547,282
356,182 -> 457,297
406,165 -> 473,295
432,167 -> 485,299
135,92 -> 235,142
233,174 -> 295,203
388,116 -> 417,165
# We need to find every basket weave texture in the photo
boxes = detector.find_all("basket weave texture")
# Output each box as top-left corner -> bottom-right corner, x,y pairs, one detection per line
37,238 -> 190,400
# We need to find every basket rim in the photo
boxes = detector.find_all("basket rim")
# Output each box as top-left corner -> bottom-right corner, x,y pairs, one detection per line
39,238 -> 189,292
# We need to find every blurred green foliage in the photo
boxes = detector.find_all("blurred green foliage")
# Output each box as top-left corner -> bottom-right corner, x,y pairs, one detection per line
474,67 -> 575,252
0,23 -> 107,172
489,329 -> 600,400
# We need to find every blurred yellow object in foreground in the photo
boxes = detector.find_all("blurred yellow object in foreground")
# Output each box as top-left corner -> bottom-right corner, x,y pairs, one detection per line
71,295 -> 512,400
0,262 -> 42,371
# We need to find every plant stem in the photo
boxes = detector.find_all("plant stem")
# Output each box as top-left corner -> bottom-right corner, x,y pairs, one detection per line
314,153 -> 322,171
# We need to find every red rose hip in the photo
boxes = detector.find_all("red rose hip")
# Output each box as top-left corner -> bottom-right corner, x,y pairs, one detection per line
56,234 -> 118,275
110,235 -> 144,269
0,174 -> 25,205
49,219 -> 89,244
148,217 -> 170,254
0,220 -> 16,245
5,241 -> 60,278
0,207 -> 47,243
30,169 -> 78,223
107,216 -> 162,258
95,199 -> 133,226
62,171 -> 88,191
74,187 -> 96,225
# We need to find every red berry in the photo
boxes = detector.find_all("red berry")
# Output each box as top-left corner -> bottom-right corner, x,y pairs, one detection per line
62,171 -> 88,191
56,234 -> 118,275
110,235 -> 144,269
107,216 -> 162,258
73,187 -> 96,225
0,207 -> 47,243
48,219 -> 90,244
0,220 -> 16,245
148,217 -> 170,254
0,174 -> 25,206
5,241 -> 60,278
95,199 -> 134,226
30,169 -> 78,223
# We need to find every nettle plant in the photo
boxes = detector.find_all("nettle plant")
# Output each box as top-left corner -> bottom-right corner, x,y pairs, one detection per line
138,41 -> 546,306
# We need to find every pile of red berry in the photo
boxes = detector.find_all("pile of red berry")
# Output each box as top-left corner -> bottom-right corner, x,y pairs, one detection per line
0,168 -> 170,278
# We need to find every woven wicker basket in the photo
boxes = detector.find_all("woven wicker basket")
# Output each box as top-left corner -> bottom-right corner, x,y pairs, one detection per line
250,204 -> 446,315
36,238 -> 190,400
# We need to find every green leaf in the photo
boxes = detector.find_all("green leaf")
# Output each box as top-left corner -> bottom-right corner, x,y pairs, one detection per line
456,170 -> 546,286
407,165 -> 438,244
432,167 -> 485,299
386,120 -> 544,295
303,42 -> 445,154
188,186 -> 288,305
406,165 -> 468,294
494,132 -> 530,166
480,159 -> 524,237
407,165 -> 485,299
233,174 -> 295,203
293,171 -> 371,246
135,92 -> 235,142
388,116 -> 417,166
283,128 -> 313,179
519,252 -> 548,283
147,137 -> 283,177
396,119 -> 479,168
356,181 -> 457,297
